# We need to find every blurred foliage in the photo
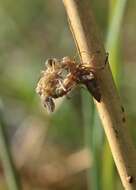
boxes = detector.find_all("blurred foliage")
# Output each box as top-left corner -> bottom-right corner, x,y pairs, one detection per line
0,0 -> 136,190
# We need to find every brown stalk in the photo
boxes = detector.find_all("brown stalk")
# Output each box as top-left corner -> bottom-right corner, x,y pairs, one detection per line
62,0 -> 136,189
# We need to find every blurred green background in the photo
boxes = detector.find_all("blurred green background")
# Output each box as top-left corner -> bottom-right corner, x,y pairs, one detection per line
0,0 -> 136,189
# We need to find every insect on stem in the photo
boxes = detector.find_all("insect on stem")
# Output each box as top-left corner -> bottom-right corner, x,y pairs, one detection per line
36,54 -> 108,112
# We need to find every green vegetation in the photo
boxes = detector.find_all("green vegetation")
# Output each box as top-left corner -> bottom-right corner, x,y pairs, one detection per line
0,1 -> 136,189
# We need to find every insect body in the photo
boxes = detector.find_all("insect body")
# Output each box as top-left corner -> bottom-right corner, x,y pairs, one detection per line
36,56 -> 102,112
36,59 -> 65,112
76,65 -> 101,102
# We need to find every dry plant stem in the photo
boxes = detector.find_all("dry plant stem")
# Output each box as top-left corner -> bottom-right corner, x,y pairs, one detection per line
62,0 -> 136,189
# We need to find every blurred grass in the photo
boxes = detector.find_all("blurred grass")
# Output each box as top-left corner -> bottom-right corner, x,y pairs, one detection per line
0,0 -> 135,189
0,102 -> 21,190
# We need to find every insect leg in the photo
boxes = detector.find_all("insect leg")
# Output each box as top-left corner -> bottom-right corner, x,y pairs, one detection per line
79,51 -> 109,70
43,96 -> 55,113
57,79 -> 67,91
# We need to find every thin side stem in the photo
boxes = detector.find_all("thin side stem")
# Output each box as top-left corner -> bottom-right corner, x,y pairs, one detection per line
62,1 -> 136,189
106,0 -> 127,82
0,105 -> 21,190
82,92 -> 96,189
106,0 -> 127,50
102,0 -> 128,189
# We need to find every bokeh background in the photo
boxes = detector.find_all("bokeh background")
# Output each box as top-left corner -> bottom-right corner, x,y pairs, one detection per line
0,0 -> 136,189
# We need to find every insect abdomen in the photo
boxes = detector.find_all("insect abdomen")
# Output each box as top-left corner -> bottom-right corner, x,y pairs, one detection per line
85,79 -> 101,102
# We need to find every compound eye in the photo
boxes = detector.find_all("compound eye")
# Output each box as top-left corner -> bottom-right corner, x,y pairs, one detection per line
45,58 -> 53,67
62,56 -> 71,63
45,58 -> 56,67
